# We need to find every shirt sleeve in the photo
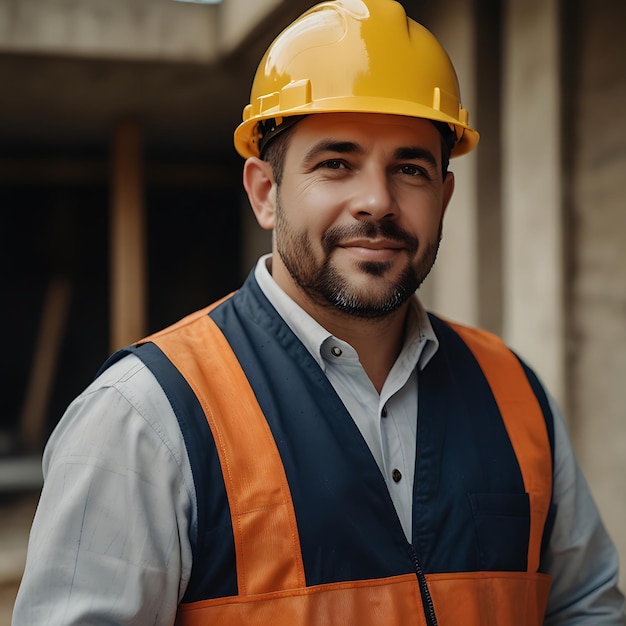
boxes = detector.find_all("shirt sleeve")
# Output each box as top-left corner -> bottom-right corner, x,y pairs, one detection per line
543,394 -> 625,625
12,354 -> 196,626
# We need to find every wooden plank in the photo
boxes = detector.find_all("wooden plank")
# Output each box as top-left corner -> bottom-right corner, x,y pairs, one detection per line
19,277 -> 71,450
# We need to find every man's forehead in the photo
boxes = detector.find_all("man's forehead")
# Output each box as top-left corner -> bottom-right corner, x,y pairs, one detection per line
291,112 -> 443,156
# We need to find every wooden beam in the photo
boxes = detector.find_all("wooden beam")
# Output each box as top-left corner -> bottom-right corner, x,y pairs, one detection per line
110,119 -> 147,351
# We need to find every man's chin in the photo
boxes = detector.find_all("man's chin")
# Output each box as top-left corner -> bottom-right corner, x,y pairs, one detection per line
321,275 -> 417,319
327,291 -> 411,319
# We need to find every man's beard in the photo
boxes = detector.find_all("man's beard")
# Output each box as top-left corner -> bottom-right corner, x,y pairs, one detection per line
274,196 -> 441,319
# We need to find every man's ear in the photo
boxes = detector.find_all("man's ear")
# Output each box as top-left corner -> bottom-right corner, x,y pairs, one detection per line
441,171 -> 455,217
243,157 -> 277,231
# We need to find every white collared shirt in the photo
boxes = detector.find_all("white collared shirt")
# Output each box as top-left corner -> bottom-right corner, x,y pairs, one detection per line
255,254 -> 437,539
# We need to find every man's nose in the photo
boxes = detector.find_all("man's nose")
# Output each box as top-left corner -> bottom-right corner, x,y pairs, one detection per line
348,170 -> 398,221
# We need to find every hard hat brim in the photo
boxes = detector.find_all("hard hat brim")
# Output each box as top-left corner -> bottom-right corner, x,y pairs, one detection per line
234,97 -> 479,159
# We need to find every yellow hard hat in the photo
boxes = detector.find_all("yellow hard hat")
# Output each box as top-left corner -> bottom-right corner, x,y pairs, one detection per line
233,0 -> 479,159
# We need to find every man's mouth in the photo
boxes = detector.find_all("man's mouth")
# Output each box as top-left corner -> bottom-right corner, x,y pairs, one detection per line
337,239 -> 405,262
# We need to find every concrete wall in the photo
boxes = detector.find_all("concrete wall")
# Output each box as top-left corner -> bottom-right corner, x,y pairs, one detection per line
419,0 -> 481,329
0,0 -> 288,62
569,0 -> 626,588
0,0 -> 219,60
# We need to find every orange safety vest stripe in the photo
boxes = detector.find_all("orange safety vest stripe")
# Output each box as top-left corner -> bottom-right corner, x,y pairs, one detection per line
144,298 -> 305,596
427,572 -> 551,625
177,574 -> 428,626
174,572 -> 550,626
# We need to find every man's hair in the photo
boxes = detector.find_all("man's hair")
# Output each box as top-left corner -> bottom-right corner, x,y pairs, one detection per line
262,122 -> 298,186
261,117 -> 455,186
432,121 -> 456,178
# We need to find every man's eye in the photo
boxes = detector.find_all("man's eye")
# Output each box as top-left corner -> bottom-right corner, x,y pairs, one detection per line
399,164 -> 425,177
322,160 -> 345,170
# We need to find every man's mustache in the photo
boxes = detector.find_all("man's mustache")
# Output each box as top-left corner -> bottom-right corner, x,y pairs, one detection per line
321,221 -> 419,254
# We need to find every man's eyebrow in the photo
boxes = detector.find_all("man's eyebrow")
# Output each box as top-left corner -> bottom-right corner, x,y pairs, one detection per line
394,147 -> 439,169
302,140 -> 363,167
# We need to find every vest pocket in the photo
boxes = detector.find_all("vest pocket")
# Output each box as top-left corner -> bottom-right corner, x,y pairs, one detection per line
469,492 -> 530,571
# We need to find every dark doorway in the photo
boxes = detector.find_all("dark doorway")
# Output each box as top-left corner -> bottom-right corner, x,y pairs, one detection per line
2,172 -> 241,453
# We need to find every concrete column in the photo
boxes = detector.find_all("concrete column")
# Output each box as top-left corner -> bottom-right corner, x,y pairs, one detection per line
502,0 -> 565,406
110,119 -> 147,351
420,0 -> 480,328
568,0 -> 626,590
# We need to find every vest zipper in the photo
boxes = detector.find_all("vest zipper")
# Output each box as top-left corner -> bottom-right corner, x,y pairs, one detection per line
409,547 -> 438,626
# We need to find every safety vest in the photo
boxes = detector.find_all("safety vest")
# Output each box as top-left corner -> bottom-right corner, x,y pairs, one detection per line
122,274 -> 555,626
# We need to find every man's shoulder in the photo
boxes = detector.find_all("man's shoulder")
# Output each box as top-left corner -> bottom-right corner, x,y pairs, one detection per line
85,351 -> 164,406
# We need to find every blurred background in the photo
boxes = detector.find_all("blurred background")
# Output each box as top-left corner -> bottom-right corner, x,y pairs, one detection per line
1,0 -> 625,622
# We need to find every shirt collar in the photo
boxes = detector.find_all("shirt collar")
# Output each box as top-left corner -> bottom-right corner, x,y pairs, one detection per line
254,253 -> 439,372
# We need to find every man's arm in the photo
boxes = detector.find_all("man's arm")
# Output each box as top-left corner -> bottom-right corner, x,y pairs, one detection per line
12,355 -> 195,626
543,395 -> 625,624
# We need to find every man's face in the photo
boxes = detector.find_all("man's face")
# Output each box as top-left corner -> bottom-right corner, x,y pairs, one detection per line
266,112 -> 454,319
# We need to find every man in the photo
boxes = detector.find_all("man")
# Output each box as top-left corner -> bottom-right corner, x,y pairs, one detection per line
13,1 -> 624,624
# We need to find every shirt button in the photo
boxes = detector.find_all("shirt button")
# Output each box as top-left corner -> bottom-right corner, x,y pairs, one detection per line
392,469 -> 402,483
381,406 -> 388,418
331,346 -> 342,357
